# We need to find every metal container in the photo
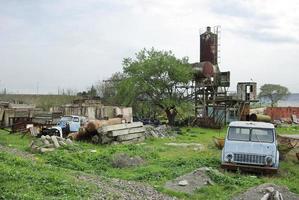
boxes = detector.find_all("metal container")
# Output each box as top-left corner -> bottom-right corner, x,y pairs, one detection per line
192,61 -> 217,79
250,113 -> 271,122
200,26 -> 218,65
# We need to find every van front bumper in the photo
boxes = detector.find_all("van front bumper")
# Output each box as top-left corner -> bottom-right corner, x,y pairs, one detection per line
221,163 -> 278,174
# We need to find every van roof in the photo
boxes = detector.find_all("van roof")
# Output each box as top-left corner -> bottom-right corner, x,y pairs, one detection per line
229,121 -> 274,129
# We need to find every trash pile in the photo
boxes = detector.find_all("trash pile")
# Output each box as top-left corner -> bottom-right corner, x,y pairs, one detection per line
30,135 -> 73,153
144,125 -> 177,138
92,122 -> 145,145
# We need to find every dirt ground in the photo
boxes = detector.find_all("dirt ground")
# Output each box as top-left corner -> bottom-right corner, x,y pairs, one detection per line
77,174 -> 177,200
233,183 -> 299,200
164,167 -> 212,194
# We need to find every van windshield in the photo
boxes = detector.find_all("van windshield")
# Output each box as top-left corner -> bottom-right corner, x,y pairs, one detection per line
228,127 -> 274,143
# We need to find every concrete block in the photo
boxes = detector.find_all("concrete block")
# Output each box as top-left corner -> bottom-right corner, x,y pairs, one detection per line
98,122 -> 143,133
108,127 -> 145,137
117,132 -> 144,141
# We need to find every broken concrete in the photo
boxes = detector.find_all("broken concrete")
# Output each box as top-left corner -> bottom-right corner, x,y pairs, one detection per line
233,183 -> 299,200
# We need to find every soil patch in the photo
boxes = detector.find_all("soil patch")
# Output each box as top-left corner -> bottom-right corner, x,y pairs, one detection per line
77,173 -> 177,200
164,167 -> 213,194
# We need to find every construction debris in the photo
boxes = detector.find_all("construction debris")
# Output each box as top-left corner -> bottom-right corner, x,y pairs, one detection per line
144,125 -> 176,138
233,183 -> 299,200
96,122 -> 145,145
30,135 -> 73,153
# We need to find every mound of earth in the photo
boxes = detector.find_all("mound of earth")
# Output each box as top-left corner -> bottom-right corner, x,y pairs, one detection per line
111,153 -> 145,168
164,167 -> 213,194
233,183 -> 299,200
78,173 -> 177,200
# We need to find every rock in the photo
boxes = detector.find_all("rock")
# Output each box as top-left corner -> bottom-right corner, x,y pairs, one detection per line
265,187 -> 275,193
112,153 -> 145,168
51,136 -> 60,148
45,135 -> 51,140
206,180 -> 215,186
90,150 -> 97,153
41,135 -> 46,140
40,148 -> 55,153
43,139 -> 50,145
56,137 -> 65,141
58,141 -> 67,146
178,180 -> 188,186
273,191 -> 283,200
101,135 -> 113,144
66,139 -> 73,145
260,193 -> 270,200
92,135 -> 100,144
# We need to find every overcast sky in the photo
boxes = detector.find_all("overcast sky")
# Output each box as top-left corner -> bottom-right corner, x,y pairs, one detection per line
0,0 -> 299,94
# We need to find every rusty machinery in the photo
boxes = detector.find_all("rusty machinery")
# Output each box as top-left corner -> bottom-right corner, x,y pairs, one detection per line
182,26 -> 257,128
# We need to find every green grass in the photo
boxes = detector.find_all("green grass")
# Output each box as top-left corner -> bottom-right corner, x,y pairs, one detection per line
0,126 -> 298,199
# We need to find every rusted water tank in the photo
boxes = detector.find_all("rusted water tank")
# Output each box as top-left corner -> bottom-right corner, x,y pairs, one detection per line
200,26 -> 218,65
192,61 -> 218,79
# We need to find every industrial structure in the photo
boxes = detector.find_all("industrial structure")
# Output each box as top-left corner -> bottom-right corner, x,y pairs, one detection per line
187,26 -> 258,128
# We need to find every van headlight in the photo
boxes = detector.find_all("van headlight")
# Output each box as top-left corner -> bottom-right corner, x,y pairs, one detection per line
226,154 -> 233,162
265,156 -> 273,166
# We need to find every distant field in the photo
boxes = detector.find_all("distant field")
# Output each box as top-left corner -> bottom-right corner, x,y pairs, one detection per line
0,94 -> 79,110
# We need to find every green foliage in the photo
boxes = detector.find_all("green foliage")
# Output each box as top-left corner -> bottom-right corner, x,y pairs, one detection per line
259,84 -> 290,107
116,48 -> 193,122
0,151 -> 95,200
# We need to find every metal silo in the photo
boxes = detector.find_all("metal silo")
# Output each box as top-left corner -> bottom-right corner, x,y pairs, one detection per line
200,26 -> 218,65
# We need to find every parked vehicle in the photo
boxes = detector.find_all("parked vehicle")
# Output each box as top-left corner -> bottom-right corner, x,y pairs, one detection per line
39,115 -> 87,138
221,121 -> 279,173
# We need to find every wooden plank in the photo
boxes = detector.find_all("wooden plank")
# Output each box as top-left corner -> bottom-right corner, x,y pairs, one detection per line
117,132 -> 144,141
98,122 -> 143,133
108,127 -> 145,137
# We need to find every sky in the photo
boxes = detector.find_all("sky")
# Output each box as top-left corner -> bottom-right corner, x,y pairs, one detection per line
0,0 -> 299,94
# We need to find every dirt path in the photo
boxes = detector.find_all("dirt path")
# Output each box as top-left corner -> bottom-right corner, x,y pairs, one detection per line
77,173 -> 177,200
0,144 -> 37,161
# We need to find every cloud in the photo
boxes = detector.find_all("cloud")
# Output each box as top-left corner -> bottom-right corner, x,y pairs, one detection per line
208,0 -> 299,44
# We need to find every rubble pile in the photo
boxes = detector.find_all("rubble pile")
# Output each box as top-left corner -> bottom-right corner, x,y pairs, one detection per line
92,122 -> 145,145
30,135 -> 73,153
233,183 -> 299,200
144,125 -> 176,138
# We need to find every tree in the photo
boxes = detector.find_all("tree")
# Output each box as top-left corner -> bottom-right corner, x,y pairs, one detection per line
117,48 -> 193,125
258,84 -> 290,107
95,72 -> 125,105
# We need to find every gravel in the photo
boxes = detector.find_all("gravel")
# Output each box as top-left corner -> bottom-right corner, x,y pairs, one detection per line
77,173 -> 177,200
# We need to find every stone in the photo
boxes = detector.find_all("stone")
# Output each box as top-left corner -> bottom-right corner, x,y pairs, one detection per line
40,148 -> 55,153
58,141 -> 67,146
66,139 -> 73,145
178,180 -> 188,186
90,150 -> 97,153
265,187 -> 275,193
51,136 -> 60,148
260,193 -> 270,200
101,135 -> 113,144
45,135 -> 51,140
43,139 -> 50,145
92,135 -> 100,144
